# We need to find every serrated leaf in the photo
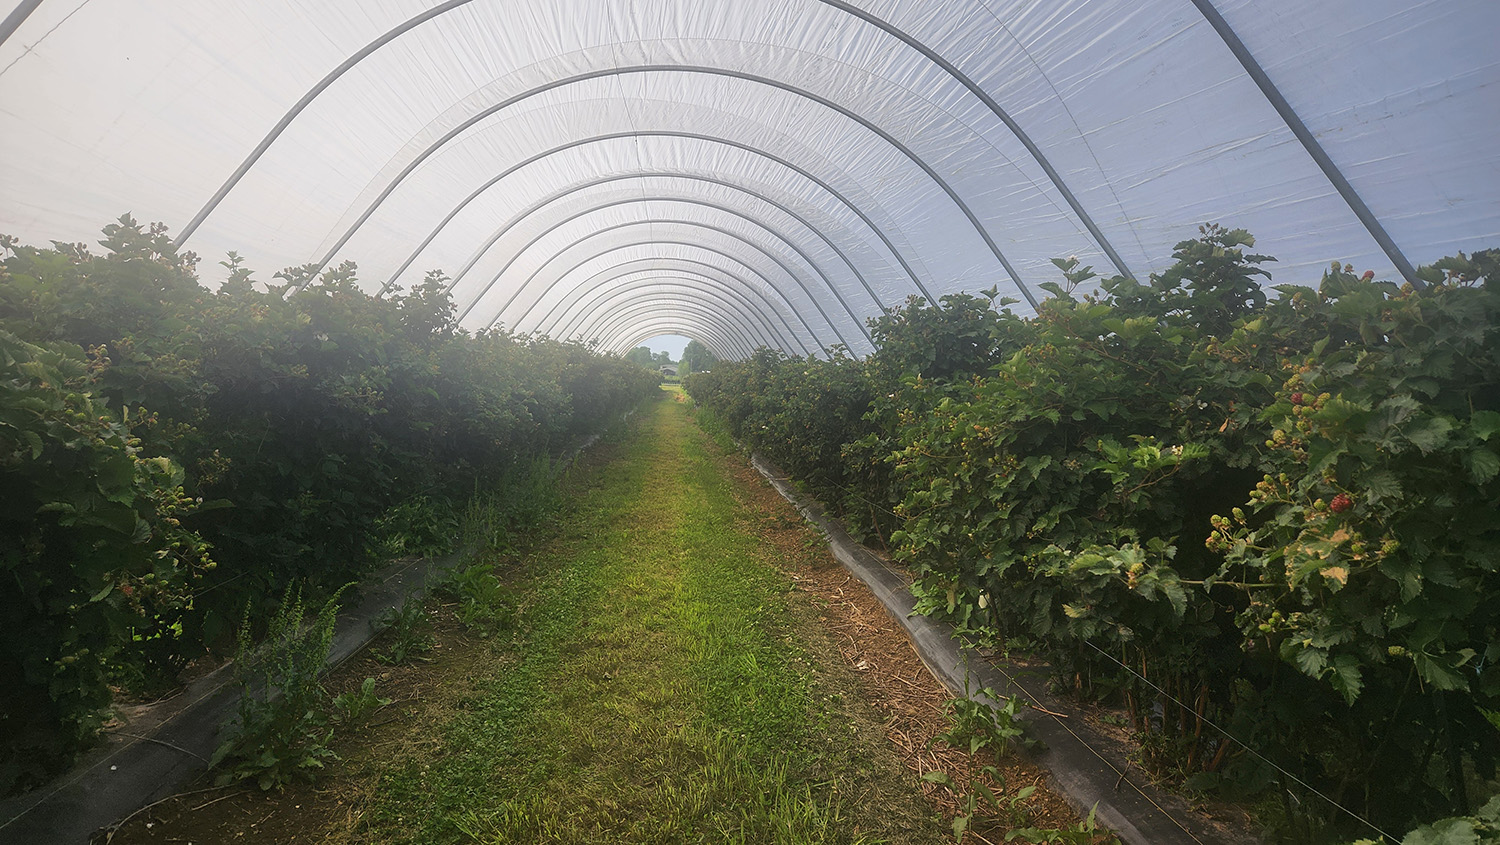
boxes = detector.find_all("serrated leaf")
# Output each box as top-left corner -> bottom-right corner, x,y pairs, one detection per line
1320,566 -> 1349,588
1328,654 -> 1363,704
1405,416 -> 1454,454
1465,448 -> 1499,484
1472,410 -> 1500,441
1401,818 -> 1479,845
1360,470 -> 1403,504
1292,645 -> 1328,678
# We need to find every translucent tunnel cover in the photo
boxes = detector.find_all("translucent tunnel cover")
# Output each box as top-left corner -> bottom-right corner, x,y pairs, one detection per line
1,0 -> 1495,356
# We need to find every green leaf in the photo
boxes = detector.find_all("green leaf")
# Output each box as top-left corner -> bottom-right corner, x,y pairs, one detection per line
1401,818 -> 1479,845
1472,410 -> 1500,441
1360,470 -> 1403,504
1465,448 -> 1499,484
1405,416 -> 1454,454
1328,654 -> 1364,704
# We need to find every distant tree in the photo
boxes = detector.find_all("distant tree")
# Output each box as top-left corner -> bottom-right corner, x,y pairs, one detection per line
652,350 -> 674,366
679,339 -> 716,374
624,346 -> 654,366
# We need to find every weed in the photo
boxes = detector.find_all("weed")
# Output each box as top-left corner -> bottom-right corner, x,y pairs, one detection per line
331,677 -> 391,727
1098,713 -> 1130,729
372,596 -> 433,664
438,562 -> 514,636
374,494 -> 459,559
925,766 -> 1034,841
1006,805 -> 1119,844
456,726 -> 877,844
210,583 -> 348,791
458,457 -> 565,556
935,682 -> 1034,757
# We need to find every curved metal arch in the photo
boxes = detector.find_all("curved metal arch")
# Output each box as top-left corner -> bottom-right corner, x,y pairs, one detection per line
580,296 -> 764,358
0,0 -> 44,48
563,282 -> 780,352
817,0 -> 1136,283
538,252 -> 828,356
459,191 -> 879,345
614,320 -> 740,361
563,282 -> 780,355
472,220 -> 862,352
296,65 -> 1038,307
591,306 -> 753,360
451,172 -> 891,316
378,130 -> 932,302
546,276 -> 805,355
605,312 -> 747,360
617,321 -> 739,361
538,269 -> 806,355
173,0 -> 1135,289
591,303 -> 756,358
536,254 -> 823,355
616,321 -> 737,361
1188,0 -> 1418,286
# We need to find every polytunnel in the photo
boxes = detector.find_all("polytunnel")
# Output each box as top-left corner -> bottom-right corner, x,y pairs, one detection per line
1,0 -> 1496,358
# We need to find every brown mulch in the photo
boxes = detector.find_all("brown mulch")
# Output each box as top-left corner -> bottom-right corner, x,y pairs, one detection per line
706,439 -> 1095,842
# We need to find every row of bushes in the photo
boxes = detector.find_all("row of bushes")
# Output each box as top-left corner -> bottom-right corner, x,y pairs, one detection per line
0,216 -> 661,794
685,226 -> 1499,841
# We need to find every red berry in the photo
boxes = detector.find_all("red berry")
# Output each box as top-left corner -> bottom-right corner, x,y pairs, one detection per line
1290,393 -> 1304,405
1361,270 -> 1375,281
1330,494 -> 1352,513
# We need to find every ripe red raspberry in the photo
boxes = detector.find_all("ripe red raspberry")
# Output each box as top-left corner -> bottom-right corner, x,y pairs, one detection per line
1329,493 -> 1352,513
1290,392 -> 1304,405
1361,270 -> 1375,281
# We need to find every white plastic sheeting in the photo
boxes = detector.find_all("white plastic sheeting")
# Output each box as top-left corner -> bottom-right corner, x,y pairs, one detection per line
1,0 -> 1495,357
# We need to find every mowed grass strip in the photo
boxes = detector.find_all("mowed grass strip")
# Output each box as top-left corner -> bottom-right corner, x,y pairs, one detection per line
362,393 -> 940,844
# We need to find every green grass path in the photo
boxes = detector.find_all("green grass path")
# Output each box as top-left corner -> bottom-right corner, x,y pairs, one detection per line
364,393 -> 942,844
